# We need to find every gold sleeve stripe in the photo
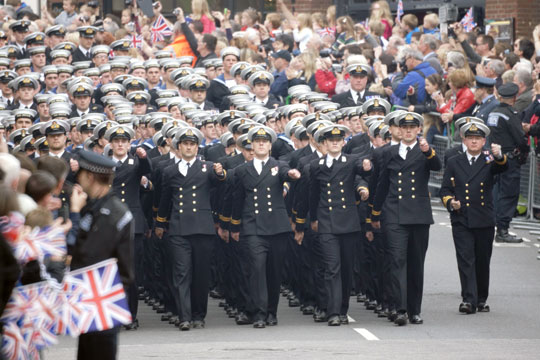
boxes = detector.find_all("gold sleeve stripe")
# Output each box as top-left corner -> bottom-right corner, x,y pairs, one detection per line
442,196 -> 453,207
231,219 -> 241,225
426,148 -> 436,159
156,216 -> 168,223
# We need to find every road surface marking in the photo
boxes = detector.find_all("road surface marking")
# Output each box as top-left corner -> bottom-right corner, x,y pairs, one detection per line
354,328 -> 379,341
522,237 -> 531,242
347,315 -> 356,323
494,243 -> 528,248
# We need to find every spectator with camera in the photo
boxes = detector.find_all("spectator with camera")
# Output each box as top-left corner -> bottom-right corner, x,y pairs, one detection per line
393,47 -> 437,105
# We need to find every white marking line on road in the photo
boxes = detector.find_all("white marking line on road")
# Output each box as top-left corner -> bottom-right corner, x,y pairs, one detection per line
347,315 -> 356,323
533,243 -> 540,248
354,328 -> 379,341
522,237 -> 531,242
494,242 -> 528,248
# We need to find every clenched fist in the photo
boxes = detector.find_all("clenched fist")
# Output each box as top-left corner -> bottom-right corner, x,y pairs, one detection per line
419,137 -> 430,153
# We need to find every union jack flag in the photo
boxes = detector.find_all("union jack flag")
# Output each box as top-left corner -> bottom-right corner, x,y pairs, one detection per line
1,321 -> 29,360
55,276 -> 87,336
66,258 -> 131,334
460,7 -> 477,32
132,34 -> 143,49
397,0 -> 404,23
151,14 -> 172,44
0,211 -> 25,243
7,225 -> 67,265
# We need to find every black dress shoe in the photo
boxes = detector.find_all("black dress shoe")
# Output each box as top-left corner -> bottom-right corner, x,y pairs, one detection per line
253,320 -> 266,329
394,313 -> 408,326
209,289 -> 223,299
495,229 -> 523,243
123,319 -> 139,330
288,298 -> 300,307
378,308 -> 389,318
218,301 -> 227,308
339,315 -> 349,325
459,302 -> 475,314
266,314 -> 278,326
366,300 -> 377,310
192,320 -> 205,329
179,321 -> 191,331
152,302 -> 161,311
227,308 -> 238,318
357,293 -> 366,302
156,305 -> 166,313
161,312 -> 172,321
388,310 -> 397,322
302,305 -> 315,315
287,293 -> 295,300
409,315 -> 423,324
147,299 -> 155,306
313,310 -> 326,323
169,315 -> 179,325
477,303 -> 490,312
327,315 -> 341,326
235,312 -> 253,325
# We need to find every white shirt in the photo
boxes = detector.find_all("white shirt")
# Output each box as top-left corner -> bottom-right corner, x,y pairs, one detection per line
466,151 -> 479,165
77,109 -> 89,117
326,153 -> 340,168
49,150 -> 65,158
79,45 -> 91,58
390,140 -> 399,146
18,102 -> 33,109
309,144 -> 317,153
254,157 -> 269,175
399,141 -> 417,160
316,150 -> 324,158
112,155 -> 128,165
254,96 -> 268,105
350,89 -> 365,104
462,143 -> 468,153
178,158 -> 195,176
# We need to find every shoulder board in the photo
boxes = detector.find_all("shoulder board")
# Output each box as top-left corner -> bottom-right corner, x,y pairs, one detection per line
490,112 -> 509,121
117,210 -> 133,231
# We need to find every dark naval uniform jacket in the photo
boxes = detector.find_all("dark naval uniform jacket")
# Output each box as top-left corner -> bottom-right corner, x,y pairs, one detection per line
372,143 -> 442,225
309,153 -> 370,234
230,157 -> 296,236
440,152 -> 508,228
111,154 -> 152,234
157,159 -> 226,236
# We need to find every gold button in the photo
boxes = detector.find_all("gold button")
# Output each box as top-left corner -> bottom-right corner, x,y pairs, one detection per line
193,193 -> 196,197
179,195 -> 183,198
267,187 -> 270,191
328,199 -> 332,203
254,196 -> 258,200
268,202 -> 272,205
121,199 -> 125,202
411,172 -> 415,175
466,203 -> 470,207
466,196 -> 469,200
411,179 -> 415,183
465,190 -> 469,193
341,198 -> 345,201
179,209 -> 183,213
179,202 -> 183,206
193,201 -> 196,204
193,209 -> 197,212
343,205 -> 346,209
480,189 -> 483,193
192,186 -> 196,189
254,203 -> 258,207
268,208 -> 272,212
398,188 -> 402,192
62,198 -> 66,201
329,207 -> 333,211
122,183 -> 125,186
327,191 -> 331,194
341,189 -> 344,193
267,194 -> 271,198
411,195 -> 415,199
327,183 -> 331,187
179,187 -> 183,191
398,180 -> 402,184
398,172 -> 402,176
481,196 -> 484,199
254,188 -> 258,192
411,187 -> 415,191
465,183 -> 469,187
121,191 -> 125,194
398,195 -> 402,199
480,182 -> 484,186
255,210 -> 259,214
481,202 -> 485,206
339,182 -> 343,185
61,190 -> 65,193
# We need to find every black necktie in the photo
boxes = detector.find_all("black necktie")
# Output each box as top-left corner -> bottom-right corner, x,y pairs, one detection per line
406,146 -> 411,159
261,161 -> 265,169
117,160 -> 122,167
470,156 -> 476,166
356,92 -> 361,105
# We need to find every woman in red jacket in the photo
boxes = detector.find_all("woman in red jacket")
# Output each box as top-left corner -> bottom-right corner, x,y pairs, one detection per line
438,68 -> 476,124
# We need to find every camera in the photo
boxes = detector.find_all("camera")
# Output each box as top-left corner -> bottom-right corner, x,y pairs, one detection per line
319,49 -> 332,58
126,22 -> 135,32
331,64 -> 343,73
448,27 -> 457,39
173,8 -> 181,16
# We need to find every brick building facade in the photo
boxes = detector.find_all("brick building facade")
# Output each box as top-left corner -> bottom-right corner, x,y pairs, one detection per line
485,0 -> 540,39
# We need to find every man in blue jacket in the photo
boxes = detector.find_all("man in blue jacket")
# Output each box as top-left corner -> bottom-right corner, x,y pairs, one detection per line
393,48 -> 437,105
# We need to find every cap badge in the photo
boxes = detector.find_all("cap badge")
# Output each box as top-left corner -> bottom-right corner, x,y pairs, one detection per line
51,121 -> 60,130
331,127 -> 341,135
256,128 -> 267,135
117,128 -> 125,134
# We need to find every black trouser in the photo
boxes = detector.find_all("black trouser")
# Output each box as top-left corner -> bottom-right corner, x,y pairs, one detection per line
310,230 -> 327,311
297,231 -> 317,307
230,236 -> 251,313
452,224 -> 495,306
77,327 -> 119,360
127,233 -> 144,320
354,227 -> 368,297
160,233 -> 178,315
365,230 -> 382,303
319,232 -> 358,318
170,234 -> 214,322
494,157 -> 520,230
245,233 -> 288,322
385,223 -> 430,316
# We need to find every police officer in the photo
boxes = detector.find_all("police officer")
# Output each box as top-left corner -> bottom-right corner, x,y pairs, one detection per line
440,122 -> 508,314
371,112 -> 442,326
155,127 -> 226,330
230,125 -> 301,328
70,150 -> 134,360
486,83 -> 527,243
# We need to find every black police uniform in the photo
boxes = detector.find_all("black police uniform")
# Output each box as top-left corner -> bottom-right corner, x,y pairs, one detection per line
157,158 -> 226,325
441,149 -> 508,311
372,142 -> 442,322
486,99 -> 527,235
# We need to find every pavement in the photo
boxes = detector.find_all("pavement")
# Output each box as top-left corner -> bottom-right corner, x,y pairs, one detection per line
44,209 -> 540,359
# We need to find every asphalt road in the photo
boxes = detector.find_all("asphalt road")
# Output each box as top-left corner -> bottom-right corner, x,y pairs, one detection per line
45,208 -> 540,359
